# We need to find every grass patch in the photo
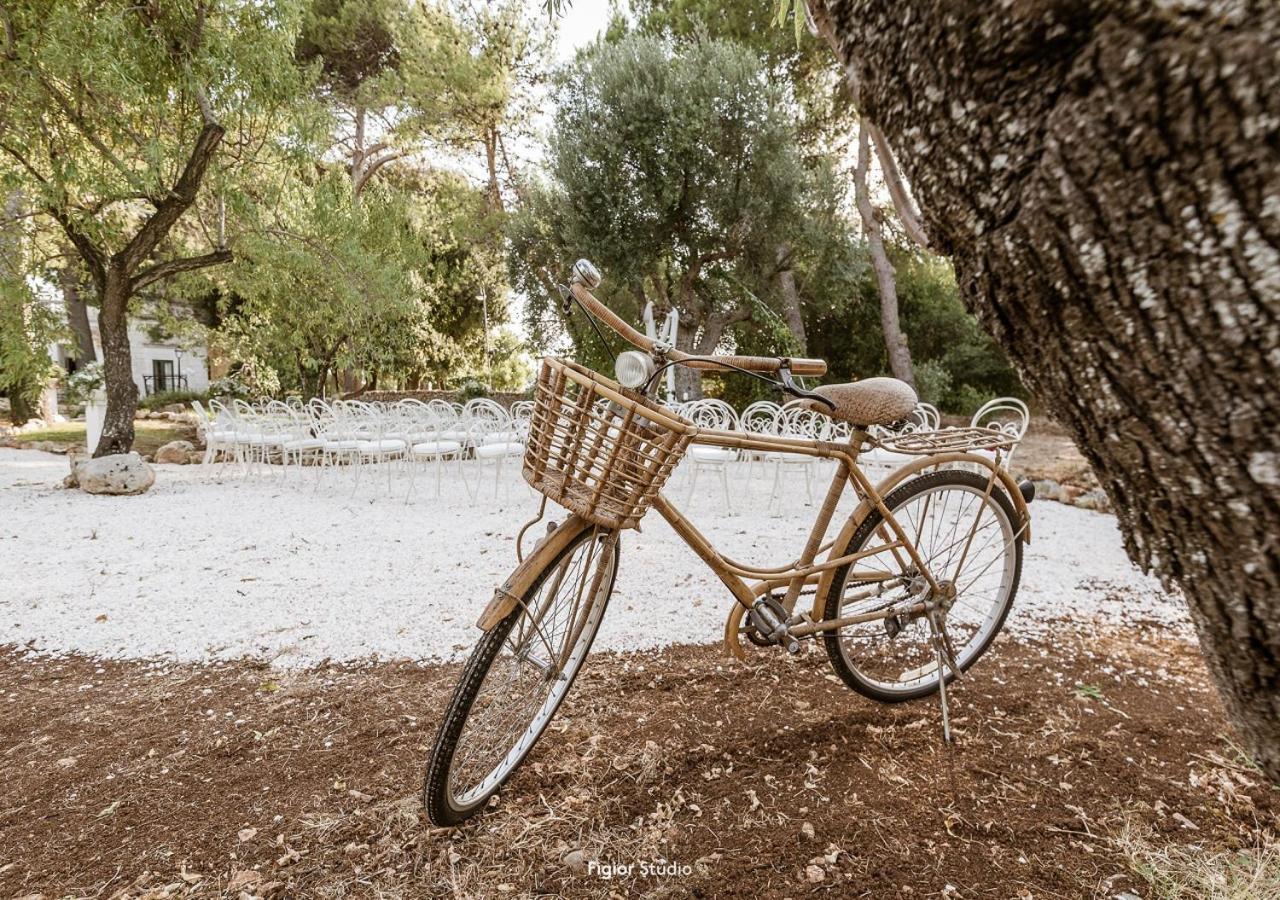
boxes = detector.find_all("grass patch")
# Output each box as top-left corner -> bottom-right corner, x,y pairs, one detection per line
1119,825 -> 1280,899
12,420 -> 194,456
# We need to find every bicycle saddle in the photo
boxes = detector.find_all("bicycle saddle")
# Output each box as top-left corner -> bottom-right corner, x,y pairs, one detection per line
802,378 -> 918,427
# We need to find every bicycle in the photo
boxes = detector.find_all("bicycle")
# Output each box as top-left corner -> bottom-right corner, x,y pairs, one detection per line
424,260 -> 1034,826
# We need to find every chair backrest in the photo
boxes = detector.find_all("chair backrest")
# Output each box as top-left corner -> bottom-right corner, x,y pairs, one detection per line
916,402 -> 941,430
684,398 -> 738,432
509,399 -> 534,423
464,398 -> 507,422
971,397 -> 1030,440
777,406 -> 824,440
739,400 -> 781,436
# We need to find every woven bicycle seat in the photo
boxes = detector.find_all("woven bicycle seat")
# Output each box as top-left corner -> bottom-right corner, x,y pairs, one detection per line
803,377 -> 918,426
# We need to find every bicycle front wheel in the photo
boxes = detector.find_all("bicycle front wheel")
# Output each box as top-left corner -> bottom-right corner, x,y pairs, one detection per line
424,525 -> 619,826
823,469 -> 1023,703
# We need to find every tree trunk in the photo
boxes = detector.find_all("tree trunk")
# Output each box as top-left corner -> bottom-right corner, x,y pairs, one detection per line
7,390 -> 34,426
94,268 -> 137,456
822,0 -> 1280,778
672,327 -> 703,401
61,254 -> 96,364
775,243 -> 807,353
854,123 -> 915,388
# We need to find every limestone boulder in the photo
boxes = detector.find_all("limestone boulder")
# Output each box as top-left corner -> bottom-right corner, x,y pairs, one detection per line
77,452 -> 155,495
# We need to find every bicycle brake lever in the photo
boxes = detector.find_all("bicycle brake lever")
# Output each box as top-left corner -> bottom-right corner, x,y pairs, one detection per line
556,283 -> 572,313
779,363 -> 835,412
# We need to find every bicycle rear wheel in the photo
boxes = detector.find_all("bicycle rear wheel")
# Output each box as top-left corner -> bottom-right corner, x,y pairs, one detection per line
823,469 -> 1023,702
424,525 -> 619,826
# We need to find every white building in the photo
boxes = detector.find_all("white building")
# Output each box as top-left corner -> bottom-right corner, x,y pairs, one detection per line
50,313 -> 211,397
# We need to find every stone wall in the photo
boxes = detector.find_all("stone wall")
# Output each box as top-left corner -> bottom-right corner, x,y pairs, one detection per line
359,390 -> 528,409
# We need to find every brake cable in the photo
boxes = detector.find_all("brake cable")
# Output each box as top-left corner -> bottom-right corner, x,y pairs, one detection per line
557,283 -> 617,366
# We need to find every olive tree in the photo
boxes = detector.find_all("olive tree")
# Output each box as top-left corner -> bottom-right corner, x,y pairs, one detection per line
512,32 -> 811,399
0,1 -> 303,455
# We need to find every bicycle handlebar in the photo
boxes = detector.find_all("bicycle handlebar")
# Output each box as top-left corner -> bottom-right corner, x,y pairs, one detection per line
568,282 -> 828,378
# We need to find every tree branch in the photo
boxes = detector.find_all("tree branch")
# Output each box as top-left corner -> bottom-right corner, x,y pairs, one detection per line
117,122 -> 225,273
353,150 -> 409,197
869,124 -> 930,249
130,249 -> 232,291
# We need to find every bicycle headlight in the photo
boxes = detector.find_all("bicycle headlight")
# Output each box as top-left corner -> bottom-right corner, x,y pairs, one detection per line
614,350 -> 655,390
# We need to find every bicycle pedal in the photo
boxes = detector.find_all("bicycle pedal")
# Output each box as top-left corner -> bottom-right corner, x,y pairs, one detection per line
749,597 -> 800,654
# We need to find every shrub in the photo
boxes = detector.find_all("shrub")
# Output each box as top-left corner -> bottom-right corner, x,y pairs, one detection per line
208,375 -> 250,399
947,383 -> 998,418
912,359 -> 953,408
62,362 -> 105,408
139,389 -> 208,411
455,378 -> 491,402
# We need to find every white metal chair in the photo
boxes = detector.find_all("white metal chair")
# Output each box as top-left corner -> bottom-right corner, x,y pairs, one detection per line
465,415 -> 525,501
683,399 -> 739,511
766,405 -> 824,509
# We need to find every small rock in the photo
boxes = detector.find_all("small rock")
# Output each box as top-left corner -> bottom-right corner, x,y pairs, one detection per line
56,757 -> 77,768
805,864 -> 825,883
154,439 -> 194,465
1032,478 -> 1061,501
238,827 -> 257,842
563,849 -> 587,871
77,452 -> 155,495
1076,488 -> 1110,512
800,821 -> 815,841
186,450 -> 205,464
1059,484 -> 1083,504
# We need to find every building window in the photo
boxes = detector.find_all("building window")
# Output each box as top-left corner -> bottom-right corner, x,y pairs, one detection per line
150,359 -> 175,394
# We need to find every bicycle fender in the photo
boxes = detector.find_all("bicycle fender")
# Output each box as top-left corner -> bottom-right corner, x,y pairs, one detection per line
475,514 -> 595,631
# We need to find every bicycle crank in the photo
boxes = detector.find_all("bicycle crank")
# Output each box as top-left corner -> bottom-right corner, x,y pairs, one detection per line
748,596 -> 800,654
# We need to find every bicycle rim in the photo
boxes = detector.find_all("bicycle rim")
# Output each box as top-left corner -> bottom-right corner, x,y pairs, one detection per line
440,527 -> 618,816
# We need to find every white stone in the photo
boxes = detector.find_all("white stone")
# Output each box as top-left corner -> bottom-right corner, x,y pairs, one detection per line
77,452 -> 155,495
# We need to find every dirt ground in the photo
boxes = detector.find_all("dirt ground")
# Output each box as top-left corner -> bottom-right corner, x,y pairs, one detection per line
1,627 -> 1274,899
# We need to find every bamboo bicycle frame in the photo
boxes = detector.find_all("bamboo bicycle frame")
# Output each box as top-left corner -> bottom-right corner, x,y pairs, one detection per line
476,274 -> 1031,654
646,427 -> 1032,659
479,420 -> 1032,661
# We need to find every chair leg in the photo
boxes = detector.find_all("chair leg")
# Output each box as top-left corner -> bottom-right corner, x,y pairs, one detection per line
719,465 -> 731,513
687,463 -> 701,506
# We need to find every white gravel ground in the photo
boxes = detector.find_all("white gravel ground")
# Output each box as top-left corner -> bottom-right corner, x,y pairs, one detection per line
0,448 -> 1188,666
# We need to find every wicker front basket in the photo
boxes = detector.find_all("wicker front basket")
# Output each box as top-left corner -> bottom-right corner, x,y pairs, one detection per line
523,358 -> 694,530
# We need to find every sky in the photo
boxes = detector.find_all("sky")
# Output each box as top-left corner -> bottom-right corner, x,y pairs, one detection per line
548,0 -> 615,62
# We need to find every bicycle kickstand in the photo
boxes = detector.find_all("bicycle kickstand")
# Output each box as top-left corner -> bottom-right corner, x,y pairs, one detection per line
927,609 -> 963,744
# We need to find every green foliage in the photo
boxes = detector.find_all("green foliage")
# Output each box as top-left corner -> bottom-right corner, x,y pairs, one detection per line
805,249 -> 1022,412
208,375 -> 251,399
0,276 -> 64,419
455,378 -> 490,402
61,360 -> 104,408
138,389 -> 207,411
911,359 -> 952,408
215,165 -> 505,397
0,0 -> 308,252
511,31 -> 838,379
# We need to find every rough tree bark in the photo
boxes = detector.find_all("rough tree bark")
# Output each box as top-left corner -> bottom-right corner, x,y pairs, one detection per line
854,122 -> 916,388
775,242 -> 808,353
60,253 -> 96,364
822,0 -> 1280,777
